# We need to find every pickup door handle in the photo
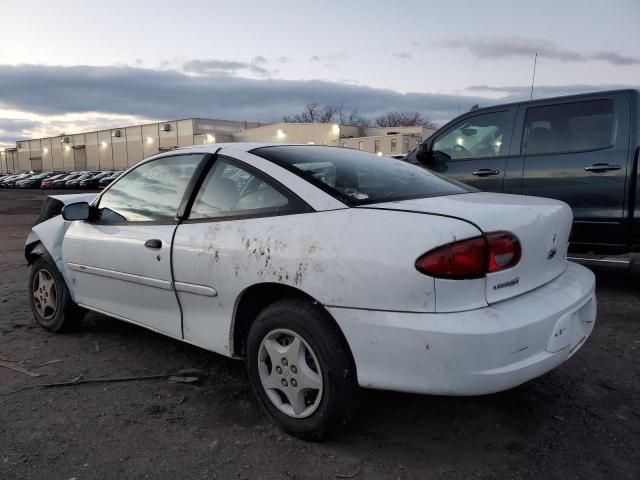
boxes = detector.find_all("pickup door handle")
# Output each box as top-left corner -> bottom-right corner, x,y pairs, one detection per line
144,239 -> 162,249
472,169 -> 501,177
584,163 -> 621,172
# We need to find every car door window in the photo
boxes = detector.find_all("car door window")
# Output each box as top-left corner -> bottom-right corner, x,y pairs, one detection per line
189,159 -> 295,219
98,154 -> 203,222
433,111 -> 511,160
522,100 -> 614,155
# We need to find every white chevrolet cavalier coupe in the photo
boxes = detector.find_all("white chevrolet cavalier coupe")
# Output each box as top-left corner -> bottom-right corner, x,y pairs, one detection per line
25,144 -> 596,439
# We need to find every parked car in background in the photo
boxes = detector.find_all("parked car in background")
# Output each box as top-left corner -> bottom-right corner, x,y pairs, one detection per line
407,89 -> 640,267
50,173 -> 85,189
98,171 -> 124,189
16,172 -> 64,189
0,173 -> 23,187
64,172 -> 100,189
41,173 -> 69,189
79,171 -> 112,189
25,144 -> 596,440
2,172 -> 36,188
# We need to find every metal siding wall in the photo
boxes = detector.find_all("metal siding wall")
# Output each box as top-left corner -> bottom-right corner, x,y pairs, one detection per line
0,152 -> 7,173
97,131 -> 113,170
177,120 -> 194,147
29,140 -> 42,171
8,150 -> 18,172
17,142 -> 30,171
51,139 -> 64,170
159,121 -> 178,149
112,130 -> 128,169
142,124 -> 159,159
85,132 -> 100,170
72,134 -> 86,170
125,126 -> 143,167
41,138 -> 53,171
61,137 -> 75,171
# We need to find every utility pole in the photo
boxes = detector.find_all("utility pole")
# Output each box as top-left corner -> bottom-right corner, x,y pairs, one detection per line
530,53 -> 538,100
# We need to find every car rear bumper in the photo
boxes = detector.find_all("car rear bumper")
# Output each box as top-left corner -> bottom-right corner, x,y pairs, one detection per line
329,262 -> 596,396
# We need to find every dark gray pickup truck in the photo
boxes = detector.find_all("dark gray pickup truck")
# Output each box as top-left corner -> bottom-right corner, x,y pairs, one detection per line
406,89 -> 640,267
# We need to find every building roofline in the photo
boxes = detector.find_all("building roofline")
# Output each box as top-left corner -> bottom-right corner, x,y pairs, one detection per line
14,117 -> 263,144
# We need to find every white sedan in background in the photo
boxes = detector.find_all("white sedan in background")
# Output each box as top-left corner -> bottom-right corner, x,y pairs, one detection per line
25,144 -> 596,440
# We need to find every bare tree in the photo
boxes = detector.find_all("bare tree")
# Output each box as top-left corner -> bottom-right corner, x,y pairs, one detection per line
283,102 -> 322,123
373,111 -> 436,128
283,103 -> 367,126
337,106 -> 369,127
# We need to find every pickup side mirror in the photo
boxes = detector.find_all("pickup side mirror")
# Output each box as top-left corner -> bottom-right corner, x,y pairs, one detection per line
415,143 -> 432,164
62,202 -> 91,221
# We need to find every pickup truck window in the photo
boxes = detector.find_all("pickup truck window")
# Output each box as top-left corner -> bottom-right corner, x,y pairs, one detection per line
432,111 -> 511,160
522,99 -> 614,156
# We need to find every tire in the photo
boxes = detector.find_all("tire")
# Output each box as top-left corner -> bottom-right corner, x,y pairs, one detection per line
29,256 -> 82,332
246,299 -> 360,441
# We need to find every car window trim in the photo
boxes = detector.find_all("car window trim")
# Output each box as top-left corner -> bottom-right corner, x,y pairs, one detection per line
91,152 -> 208,225
181,154 -> 313,222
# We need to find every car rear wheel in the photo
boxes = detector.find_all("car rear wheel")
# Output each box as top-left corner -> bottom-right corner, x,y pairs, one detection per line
246,299 -> 360,441
29,257 -> 82,332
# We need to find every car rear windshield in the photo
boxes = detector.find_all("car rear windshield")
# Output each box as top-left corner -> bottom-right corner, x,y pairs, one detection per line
252,145 -> 472,206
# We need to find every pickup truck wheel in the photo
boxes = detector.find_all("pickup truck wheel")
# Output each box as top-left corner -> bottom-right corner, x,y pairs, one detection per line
29,257 -> 82,332
246,299 -> 360,441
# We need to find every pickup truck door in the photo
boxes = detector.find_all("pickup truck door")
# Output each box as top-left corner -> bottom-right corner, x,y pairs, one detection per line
62,153 -> 205,337
519,95 -> 631,246
415,108 -> 517,192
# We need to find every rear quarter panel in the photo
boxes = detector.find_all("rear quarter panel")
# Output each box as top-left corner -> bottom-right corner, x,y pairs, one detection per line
171,208 -> 480,354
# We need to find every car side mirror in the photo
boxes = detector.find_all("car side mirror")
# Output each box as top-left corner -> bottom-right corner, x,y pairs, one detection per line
415,143 -> 432,164
62,202 -> 91,221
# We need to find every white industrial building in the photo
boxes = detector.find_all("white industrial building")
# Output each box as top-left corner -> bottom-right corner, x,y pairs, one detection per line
0,119 -> 435,173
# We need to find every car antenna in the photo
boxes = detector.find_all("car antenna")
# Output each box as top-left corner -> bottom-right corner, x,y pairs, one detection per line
530,53 -> 538,100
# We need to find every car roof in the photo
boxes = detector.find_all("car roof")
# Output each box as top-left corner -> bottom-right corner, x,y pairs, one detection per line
166,142 -> 332,155
462,88 -> 639,115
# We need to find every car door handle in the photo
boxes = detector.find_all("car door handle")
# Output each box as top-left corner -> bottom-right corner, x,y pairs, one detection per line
584,163 -> 621,172
472,169 -> 501,177
144,239 -> 162,249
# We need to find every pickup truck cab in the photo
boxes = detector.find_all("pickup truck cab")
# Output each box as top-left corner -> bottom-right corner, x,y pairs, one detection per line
406,89 -> 640,262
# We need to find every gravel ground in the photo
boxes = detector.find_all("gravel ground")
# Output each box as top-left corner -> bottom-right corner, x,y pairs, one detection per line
0,189 -> 638,480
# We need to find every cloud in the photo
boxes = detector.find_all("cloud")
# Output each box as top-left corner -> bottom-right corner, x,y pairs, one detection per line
309,53 -> 350,62
0,63 -> 634,143
391,51 -> 413,60
0,118 -> 41,146
182,58 -> 273,77
440,37 -> 639,65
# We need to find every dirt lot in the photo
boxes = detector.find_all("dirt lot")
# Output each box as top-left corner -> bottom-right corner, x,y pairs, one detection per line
0,189 -> 638,480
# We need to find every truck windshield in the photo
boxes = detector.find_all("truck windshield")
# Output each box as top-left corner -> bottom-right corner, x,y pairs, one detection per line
252,145 -> 472,206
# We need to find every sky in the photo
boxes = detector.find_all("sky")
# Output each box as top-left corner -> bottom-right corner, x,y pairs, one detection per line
0,0 -> 638,148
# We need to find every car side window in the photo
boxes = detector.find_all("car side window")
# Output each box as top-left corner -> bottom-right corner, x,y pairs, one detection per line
432,111 -> 511,160
522,100 -> 614,156
98,154 -> 203,222
188,159 -> 293,220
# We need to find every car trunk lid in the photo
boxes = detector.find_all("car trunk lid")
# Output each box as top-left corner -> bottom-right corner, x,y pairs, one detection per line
360,192 -> 572,304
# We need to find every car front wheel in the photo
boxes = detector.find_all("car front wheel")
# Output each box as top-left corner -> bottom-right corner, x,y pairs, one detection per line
246,299 -> 360,441
29,257 -> 82,332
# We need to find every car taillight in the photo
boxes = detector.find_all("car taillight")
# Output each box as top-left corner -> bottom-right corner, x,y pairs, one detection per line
415,237 -> 487,279
485,231 -> 521,273
415,231 -> 520,280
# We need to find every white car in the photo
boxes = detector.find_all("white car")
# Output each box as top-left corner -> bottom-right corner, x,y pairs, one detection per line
25,144 -> 596,439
